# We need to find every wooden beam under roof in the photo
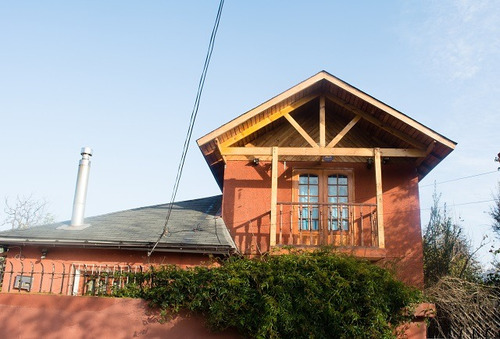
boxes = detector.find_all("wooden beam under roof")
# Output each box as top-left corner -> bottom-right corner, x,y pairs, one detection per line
197,73 -> 327,147
198,71 -> 455,151
319,96 -> 326,147
321,72 -> 456,150
327,115 -> 361,148
326,94 -> 428,151
219,146 -> 426,158
283,112 -> 318,148
215,138 -> 227,164
219,94 -> 318,148
416,140 -> 436,166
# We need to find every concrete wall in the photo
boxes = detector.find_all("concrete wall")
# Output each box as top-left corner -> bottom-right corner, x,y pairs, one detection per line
222,160 -> 424,288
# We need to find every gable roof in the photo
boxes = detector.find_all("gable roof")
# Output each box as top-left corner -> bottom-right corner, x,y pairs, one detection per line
197,70 -> 456,188
0,195 -> 236,255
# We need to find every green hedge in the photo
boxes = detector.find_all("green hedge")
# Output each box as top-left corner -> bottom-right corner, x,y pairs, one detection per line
116,249 -> 421,339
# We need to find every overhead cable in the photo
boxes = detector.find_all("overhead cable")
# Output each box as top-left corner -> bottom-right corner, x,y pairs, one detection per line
148,0 -> 225,257
420,170 -> 498,188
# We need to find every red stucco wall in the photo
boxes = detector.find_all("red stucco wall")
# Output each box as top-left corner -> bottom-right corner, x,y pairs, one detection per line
222,160 -> 424,288
0,293 -> 427,339
5,246 -> 210,267
1,247 -> 214,294
0,293 -> 241,339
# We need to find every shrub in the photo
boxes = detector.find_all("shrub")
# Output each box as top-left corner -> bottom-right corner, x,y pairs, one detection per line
118,249 -> 421,339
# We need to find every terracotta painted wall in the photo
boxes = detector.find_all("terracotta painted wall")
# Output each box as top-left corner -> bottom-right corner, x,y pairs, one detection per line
222,160 -> 289,255
1,246 -> 214,294
0,293 -> 427,339
222,160 -> 424,288
0,293 -> 241,339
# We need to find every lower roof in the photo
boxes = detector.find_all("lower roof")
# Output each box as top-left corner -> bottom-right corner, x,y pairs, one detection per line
0,195 -> 236,255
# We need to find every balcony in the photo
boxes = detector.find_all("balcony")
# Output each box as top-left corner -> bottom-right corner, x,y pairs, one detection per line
275,202 -> 386,260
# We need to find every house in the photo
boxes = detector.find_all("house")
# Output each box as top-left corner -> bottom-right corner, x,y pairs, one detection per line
197,70 -> 455,288
0,70 -> 455,293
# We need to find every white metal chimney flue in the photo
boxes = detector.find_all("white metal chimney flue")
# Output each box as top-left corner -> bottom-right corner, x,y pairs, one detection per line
70,147 -> 93,227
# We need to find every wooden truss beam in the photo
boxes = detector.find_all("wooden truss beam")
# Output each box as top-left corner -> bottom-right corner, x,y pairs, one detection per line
416,140 -> 436,167
283,112 -> 318,148
214,138 -> 227,164
319,96 -> 326,147
327,115 -> 361,148
220,146 -> 426,158
220,94 -> 318,148
326,95 -> 427,150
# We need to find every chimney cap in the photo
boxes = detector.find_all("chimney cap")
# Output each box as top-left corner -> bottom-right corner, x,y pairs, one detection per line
81,147 -> 93,156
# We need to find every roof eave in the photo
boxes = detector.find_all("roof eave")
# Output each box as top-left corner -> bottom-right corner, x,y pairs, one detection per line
197,70 -> 457,150
196,71 -> 328,147
197,70 -> 457,185
0,238 -> 236,255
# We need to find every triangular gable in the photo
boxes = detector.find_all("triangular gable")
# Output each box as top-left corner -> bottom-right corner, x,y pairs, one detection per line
197,71 -> 456,188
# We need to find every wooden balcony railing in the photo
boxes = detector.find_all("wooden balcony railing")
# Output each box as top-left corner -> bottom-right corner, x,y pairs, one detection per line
276,202 -> 379,248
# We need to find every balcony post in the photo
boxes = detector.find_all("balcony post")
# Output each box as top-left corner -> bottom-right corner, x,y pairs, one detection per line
270,146 -> 279,247
374,148 -> 385,248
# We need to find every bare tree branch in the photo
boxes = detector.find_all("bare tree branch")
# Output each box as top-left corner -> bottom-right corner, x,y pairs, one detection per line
2,195 -> 54,229
426,276 -> 500,338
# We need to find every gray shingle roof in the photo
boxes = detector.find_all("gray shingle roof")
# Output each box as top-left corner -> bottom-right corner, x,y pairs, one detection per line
0,195 -> 236,254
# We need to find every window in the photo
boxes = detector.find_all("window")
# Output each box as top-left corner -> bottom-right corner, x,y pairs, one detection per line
13,275 -> 33,291
295,170 -> 353,233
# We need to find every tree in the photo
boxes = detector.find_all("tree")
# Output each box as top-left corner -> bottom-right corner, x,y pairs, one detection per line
493,155 -> 500,242
423,188 -> 482,287
2,195 -> 54,229
423,189 -> 491,337
491,182 -> 500,236
487,182 -> 500,285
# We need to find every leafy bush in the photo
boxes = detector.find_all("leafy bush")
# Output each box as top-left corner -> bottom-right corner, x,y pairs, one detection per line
117,249 -> 421,339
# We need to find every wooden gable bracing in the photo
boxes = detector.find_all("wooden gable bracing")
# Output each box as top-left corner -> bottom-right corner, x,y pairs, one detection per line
236,98 -> 396,160
197,71 -> 456,189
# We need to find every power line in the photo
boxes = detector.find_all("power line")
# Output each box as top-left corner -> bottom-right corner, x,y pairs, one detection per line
339,169 -> 498,204
148,0 -> 225,257
447,199 -> 495,208
420,170 -> 499,188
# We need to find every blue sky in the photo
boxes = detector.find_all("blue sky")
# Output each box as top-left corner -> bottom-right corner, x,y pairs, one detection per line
1,1 -> 499,265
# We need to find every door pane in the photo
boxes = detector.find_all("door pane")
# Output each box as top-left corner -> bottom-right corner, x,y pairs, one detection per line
298,174 -> 319,232
309,185 -> 319,196
328,185 -> 337,196
328,176 -> 337,185
328,196 -> 338,203
339,185 -> 348,196
327,174 -> 350,231
299,185 -> 308,196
